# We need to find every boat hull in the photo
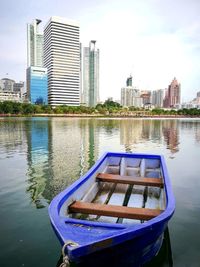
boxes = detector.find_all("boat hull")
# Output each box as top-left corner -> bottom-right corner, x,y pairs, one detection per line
70,223 -> 167,266
49,152 -> 175,265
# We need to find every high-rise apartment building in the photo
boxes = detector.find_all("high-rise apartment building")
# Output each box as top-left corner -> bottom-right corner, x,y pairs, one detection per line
168,78 -> 181,107
27,19 -> 44,67
44,16 -> 80,106
121,76 -> 142,107
151,89 -> 164,107
82,41 -> 99,107
121,87 -> 142,107
163,78 -> 181,108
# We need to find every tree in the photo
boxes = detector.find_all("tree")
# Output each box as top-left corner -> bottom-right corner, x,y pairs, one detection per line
0,102 -> 3,113
2,101 -> 14,114
12,102 -> 22,114
22,103 -> 34,114
151,108 -> 163,115
54,106 -> 64,114
33,105 -> 43,114
103,100 -> 121,108
41,105 -> 53,114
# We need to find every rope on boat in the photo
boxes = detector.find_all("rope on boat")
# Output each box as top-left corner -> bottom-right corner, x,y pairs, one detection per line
59,240 -> 79,267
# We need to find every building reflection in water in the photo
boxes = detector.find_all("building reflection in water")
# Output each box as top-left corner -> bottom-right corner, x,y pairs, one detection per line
26,118 -> 99,207
120,119 -> 143,152
180,120 -> 200,143
0,118 -> 27,154
120,119 -> 179,154
25,118 -> 181,208
3,118 -> 199,211
26,118 -> 51,208
195,128 -> 200,143
79,119 -> 99,175
47,119 -> 99,197
162,120 -> 179,154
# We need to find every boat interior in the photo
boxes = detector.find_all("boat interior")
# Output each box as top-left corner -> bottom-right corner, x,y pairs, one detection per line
62,156 -> 166,225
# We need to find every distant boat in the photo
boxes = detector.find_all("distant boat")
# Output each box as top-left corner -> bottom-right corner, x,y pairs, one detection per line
49,152 -> 175,266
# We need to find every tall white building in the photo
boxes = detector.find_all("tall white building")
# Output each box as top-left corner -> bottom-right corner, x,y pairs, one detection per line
121,87 -> 142,107
44,16 -> 80,106
82,41 -> 99,107
151,89 -> 164,107
27,19 -> 43,67
121,76 -> 143,107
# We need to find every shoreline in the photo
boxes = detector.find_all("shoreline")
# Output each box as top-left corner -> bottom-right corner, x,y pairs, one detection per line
0,113 -> 200,118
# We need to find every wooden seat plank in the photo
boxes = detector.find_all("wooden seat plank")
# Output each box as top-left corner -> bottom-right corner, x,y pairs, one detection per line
69,201 -> 162,221
96,173 -> 163,188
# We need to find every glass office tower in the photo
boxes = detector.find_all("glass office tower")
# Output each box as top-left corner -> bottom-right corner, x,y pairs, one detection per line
27,19 -> 47,104
27,19 -> 44,67
82,41 -> 99,107
26,67 -> 48,104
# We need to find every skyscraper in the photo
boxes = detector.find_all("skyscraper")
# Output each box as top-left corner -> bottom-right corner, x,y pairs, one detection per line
27,19 -> 43,67
82,41 -> 99,107
163,78 -> 181,108
26,66 -> 48,104
44,16 -> 80,106
151,89 -> 164,107
121,76 -> 142,107
27,19 -> 47,104
168,78 -> 181,107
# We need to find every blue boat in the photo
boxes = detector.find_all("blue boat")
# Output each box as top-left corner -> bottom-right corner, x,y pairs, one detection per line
49,152 -> 175,266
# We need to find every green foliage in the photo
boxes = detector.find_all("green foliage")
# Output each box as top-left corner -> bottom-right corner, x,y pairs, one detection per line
12,102 -> 22,114
41,105 -> 53,114
2,101 -> 14,114
0,102 -> 3,113
0,101 -> 200,117
103,99 -> 121,108
95,100 -> 121,114
0,101 -> 51,115
22,103 -> 34,114
151,108 -> 164,115
54,106 -> 64,114
129,106 -> 141,111
169,109 -> 177,115
178,108 -> 200,116
33,105 -> 43,114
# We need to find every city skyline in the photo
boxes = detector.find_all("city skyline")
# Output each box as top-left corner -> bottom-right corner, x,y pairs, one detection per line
0,0 -> 200,102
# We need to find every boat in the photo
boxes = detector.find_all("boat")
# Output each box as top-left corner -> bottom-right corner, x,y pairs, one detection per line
49,152 -> 175,266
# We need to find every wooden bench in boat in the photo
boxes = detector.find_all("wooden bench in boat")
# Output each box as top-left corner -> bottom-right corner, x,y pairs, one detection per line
69,201 -> 163,221
96,173 -> 164,188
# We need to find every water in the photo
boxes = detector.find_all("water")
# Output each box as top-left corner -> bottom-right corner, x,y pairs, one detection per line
0,117 -> 200,267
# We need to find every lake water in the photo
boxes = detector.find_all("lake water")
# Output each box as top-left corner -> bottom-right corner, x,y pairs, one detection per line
0,117 -> 200,267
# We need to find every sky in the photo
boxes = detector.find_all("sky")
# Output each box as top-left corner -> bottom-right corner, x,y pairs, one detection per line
0,0 -> 200,102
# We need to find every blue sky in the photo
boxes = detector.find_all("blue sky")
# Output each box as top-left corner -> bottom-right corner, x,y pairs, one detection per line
0,0 -> 200,102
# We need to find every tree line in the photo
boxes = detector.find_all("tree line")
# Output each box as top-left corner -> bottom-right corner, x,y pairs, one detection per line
0,100 -> 200,116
